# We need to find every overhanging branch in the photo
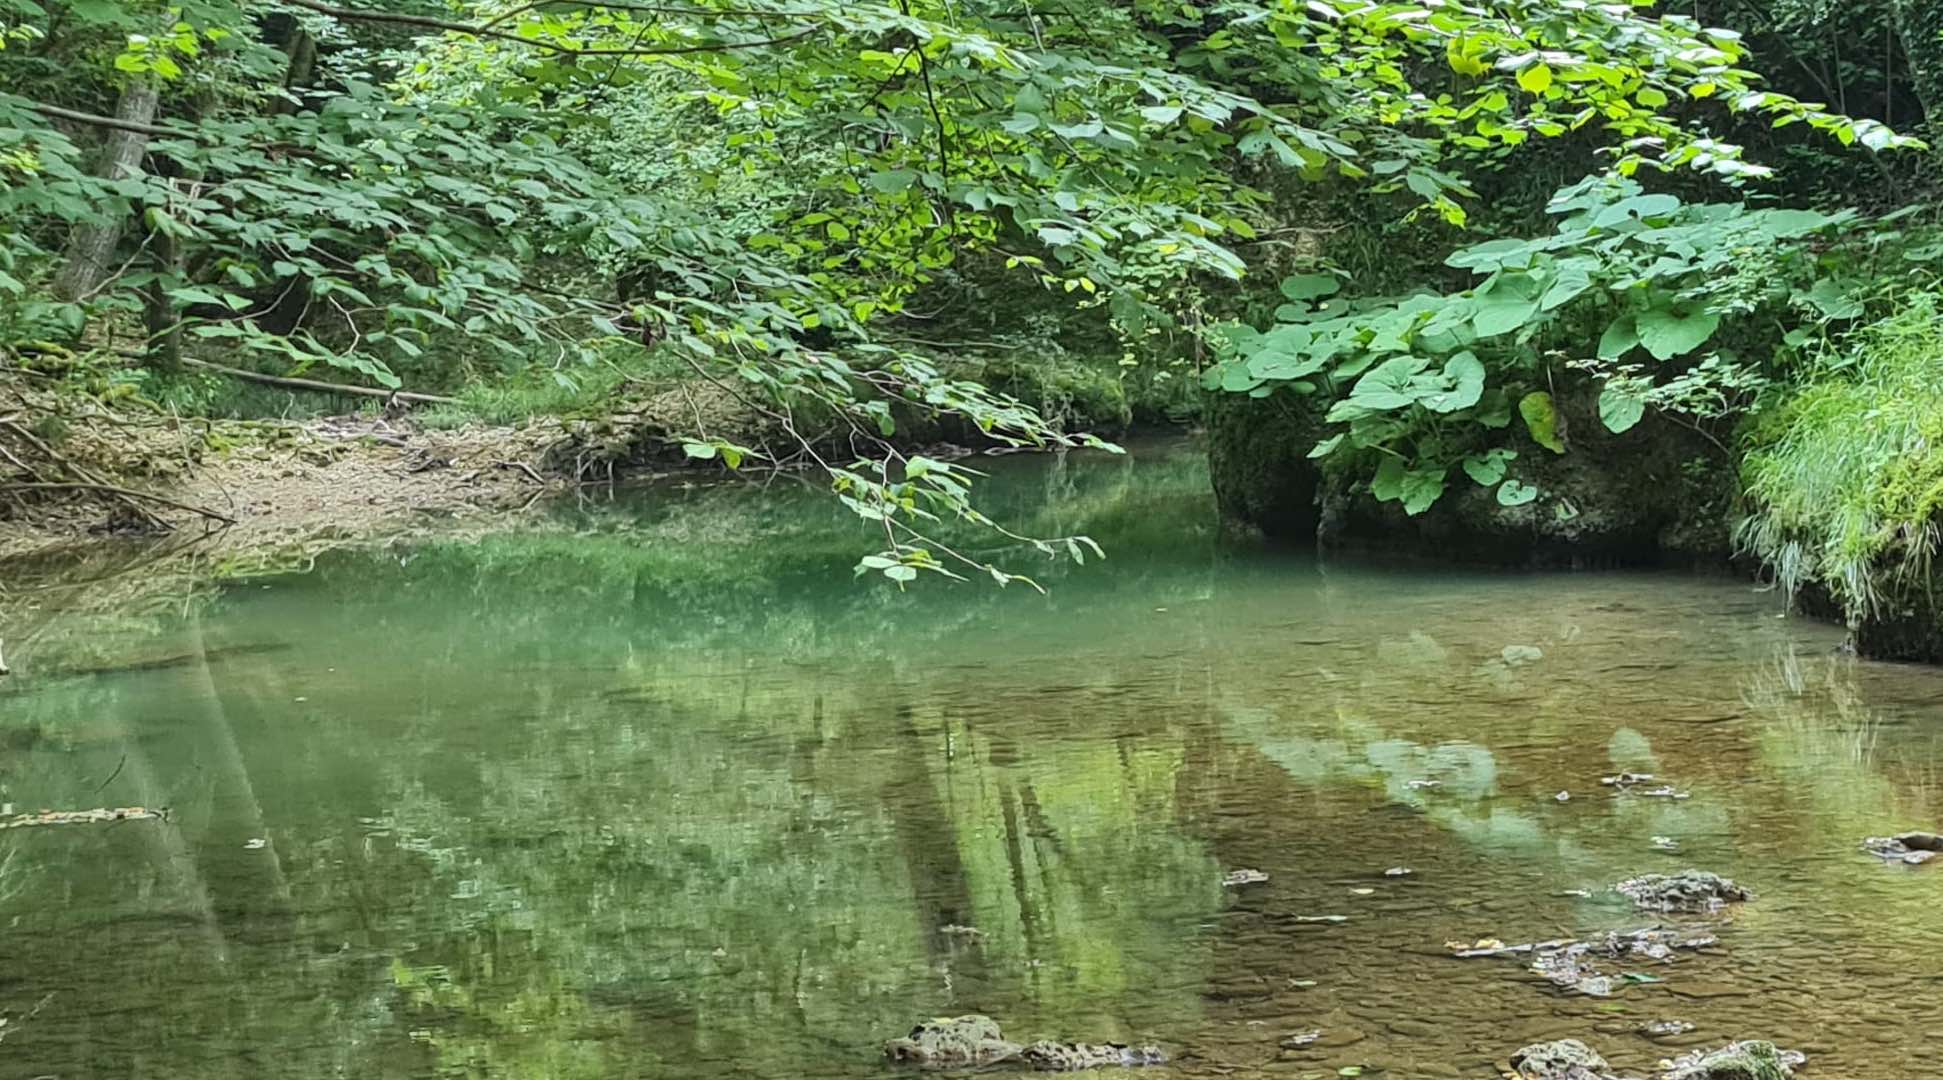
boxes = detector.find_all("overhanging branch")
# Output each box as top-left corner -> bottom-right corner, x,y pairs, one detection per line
279,0 -> 819,57
30,102 -> 180,138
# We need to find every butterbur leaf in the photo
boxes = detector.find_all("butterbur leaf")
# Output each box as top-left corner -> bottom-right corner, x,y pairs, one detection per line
1637,307 -> 1719,360
1462,448 -> 1515,486
1519,391 -> 1565,453
1349,355 -> 1430,410
1418,351 -> 1485,413
1309,434 -> 1344,459
1280,273 -> 1341,301
1598,315 -> 1639,359
1597,383 -> 1646,433
1497,479 -> 1540,506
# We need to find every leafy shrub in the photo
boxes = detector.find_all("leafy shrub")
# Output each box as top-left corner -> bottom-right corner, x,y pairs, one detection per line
1203,176 -> 1866,514
1741,293 -> 1943,620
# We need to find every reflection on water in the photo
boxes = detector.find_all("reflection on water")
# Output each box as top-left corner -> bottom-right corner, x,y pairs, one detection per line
4,441 -> 1943,1078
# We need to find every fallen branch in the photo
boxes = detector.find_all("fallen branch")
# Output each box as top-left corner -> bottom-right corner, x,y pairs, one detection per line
1,806 -> 168,830
2,482 -> 236,525
497,459 -> 547,485
181,358 -> 460,405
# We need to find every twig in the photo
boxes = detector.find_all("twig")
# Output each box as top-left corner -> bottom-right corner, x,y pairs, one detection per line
93,753 -> 127,793
1,483 -> 236,525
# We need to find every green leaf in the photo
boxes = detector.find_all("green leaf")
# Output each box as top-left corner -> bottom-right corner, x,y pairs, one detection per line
1540,265 -> 1592,311
1349,355 -> 1431,410
1519,391 -> 1565,453
884,564 -> 918,583
1462,448 -> 1514,486
1309,434 -> 1344,459
682,442 -> 718,460
1280,273 -> 1341,301
1497,478 -> 1540,506
1472,276 -> 1541,338
1598,315 -> 1639,359
1418,351 -> 1485,413
1597,383 -> 1646,434
868,169 -> 917,194
1637,307 -> 1720,360
1801,278 -> 1863,320
1517,63 -> 1553,94
1371,456 -> 1407,501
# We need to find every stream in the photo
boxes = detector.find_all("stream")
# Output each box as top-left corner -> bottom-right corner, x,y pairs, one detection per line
3,440 -> 1942,1078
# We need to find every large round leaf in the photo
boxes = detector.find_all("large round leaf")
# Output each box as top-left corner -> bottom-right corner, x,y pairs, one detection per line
1637,307 -> 1719,360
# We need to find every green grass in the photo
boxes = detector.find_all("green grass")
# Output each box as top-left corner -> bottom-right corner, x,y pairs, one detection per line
1740,293 -> 1943,621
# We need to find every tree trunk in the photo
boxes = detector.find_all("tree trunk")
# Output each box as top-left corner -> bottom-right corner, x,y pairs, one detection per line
144,224 -> 182,372
272,28 -> 316,115
52,81 -> 161,302
1895,0 -> 1943,123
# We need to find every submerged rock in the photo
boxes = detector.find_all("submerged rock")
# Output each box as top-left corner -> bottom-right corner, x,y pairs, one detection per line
1510,1038 -> 1616,1080
1659,1040 -> 1802,1080
1523,928 -> 1717,997
1020,1042 -> 1166,1071
882,1016 -> 1163,1072
1615,871 -> 1751,911
884,1016 -> 1020,1069
1863,832 -> 1943,864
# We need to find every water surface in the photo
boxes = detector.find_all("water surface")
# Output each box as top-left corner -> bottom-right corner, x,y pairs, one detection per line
4,442 -> 1942,1078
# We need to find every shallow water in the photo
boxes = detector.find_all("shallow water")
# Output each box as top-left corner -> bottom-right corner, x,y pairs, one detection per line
4,441 -> 1943,1079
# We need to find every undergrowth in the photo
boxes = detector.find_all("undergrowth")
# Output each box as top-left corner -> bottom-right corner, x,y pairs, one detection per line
1740,292 -> 1943,622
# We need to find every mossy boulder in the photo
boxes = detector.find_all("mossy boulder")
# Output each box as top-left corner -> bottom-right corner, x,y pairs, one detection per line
883,1016 -> 1021,1069
1510,1038 -> 1616,1080
1205,390 -> 1327,540
1660,1041 -> 1801,1080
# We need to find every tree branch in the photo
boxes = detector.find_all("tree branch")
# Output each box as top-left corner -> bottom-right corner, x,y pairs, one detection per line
30,101 -> 179,138
278,0 -> 819,57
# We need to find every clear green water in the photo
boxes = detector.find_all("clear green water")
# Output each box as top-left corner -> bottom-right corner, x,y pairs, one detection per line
4,441 -> 1943,1078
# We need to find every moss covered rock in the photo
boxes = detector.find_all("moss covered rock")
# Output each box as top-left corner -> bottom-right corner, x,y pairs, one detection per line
1659,1040 -> 1801,1080
1205,390 -> 1327,540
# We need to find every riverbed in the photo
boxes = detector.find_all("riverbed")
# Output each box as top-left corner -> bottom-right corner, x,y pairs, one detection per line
3,441 -> 1941,1077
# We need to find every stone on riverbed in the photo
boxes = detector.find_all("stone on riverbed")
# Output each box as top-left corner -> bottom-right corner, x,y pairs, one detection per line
883,1016 -> 1164,1071
1614,870 -> 1751,911
1863,832 -> 1943,864
884,1016 -> 1020,1069
1658,1040 -> 1802,1080
1510,1038 -> 1617,1080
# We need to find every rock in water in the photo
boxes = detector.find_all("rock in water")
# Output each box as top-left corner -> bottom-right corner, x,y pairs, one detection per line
1659,1040 -> 1802,1080
1510,1038 -> 1614,1080
1020,1042 -> 1166,1071
1614,870 -> 1752,911
883,1016 -> 1022,1068
883,1017 -> 1164,1072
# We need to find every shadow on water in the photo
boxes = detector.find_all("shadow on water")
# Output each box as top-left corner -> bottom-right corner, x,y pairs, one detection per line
3,439 -> 1943,1077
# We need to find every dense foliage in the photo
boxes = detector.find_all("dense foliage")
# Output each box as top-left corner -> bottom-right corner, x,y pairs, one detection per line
0,0 -> 1937,612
